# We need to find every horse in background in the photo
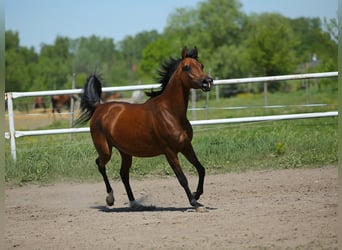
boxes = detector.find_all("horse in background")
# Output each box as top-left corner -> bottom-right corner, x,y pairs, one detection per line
100,92 -> 122,103
102,91 -> 144,104
33,96 -> 47,112
51,94 -> 78,117
75,47 -> 213,210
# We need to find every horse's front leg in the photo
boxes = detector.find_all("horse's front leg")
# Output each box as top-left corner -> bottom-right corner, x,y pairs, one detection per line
165,150 -> 202,208
181,144 -> 205,201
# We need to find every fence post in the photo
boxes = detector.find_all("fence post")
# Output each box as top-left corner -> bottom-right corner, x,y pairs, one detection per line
306,79 -> 310,104
69,73 -> 76,140
6,93 -> 17,161
215,77 -> 219,101
191,89 -> 197,120
264,82 -> 268,109
205,91 -> 209,119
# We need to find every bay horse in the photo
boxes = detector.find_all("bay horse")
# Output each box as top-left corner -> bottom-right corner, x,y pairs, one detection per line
51,94 -> 72,114
100,92 -> 122,102
33,96 -> 47,112
76,47 -> 213,209
51,94 -> 78,117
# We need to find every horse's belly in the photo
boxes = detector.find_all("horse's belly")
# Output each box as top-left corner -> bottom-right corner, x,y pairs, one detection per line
112,129 -> 190,157
112,134 -> 164,157
108,126 -> 164,157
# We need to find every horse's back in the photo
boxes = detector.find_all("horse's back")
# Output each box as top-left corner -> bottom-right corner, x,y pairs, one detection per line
92,101 -> 143,122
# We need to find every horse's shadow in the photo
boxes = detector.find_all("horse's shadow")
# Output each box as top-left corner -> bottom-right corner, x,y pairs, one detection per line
91,205 -> 217,213
92,205 -> 191,213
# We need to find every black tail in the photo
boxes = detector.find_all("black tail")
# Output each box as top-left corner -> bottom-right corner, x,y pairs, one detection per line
74,74 -> 102,126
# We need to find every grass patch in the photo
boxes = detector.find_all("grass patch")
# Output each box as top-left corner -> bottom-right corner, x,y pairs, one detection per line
5,116 -> 337,184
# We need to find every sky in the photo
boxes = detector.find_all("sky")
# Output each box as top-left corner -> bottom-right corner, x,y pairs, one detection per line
5,0 -> 338,52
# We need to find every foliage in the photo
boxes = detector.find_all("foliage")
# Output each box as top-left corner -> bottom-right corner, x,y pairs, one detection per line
5,0 -> 337,93
245,13 -> 298,76
290,17 -> 337,70
196,0 -> 247,49
5,31 -> 38,91
137,38 -> 178,81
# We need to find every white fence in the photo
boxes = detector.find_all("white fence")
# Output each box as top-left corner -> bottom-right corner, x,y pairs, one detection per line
5,71 -> 338,160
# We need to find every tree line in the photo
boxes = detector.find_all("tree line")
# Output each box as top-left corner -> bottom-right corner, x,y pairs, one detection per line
5,0 -> 337,93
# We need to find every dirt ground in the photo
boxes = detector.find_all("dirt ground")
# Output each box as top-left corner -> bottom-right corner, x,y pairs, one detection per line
5,110 -> 66,131
5,166 -> 337,249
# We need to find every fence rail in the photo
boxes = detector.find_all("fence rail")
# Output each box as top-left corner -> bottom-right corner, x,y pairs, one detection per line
212,71 -> 338,85
5,111 -> 338,140
5,71 -> 338,160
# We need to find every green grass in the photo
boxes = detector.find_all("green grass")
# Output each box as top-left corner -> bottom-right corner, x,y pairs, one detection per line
5,117 -> 337,184
5,87 -> 338,184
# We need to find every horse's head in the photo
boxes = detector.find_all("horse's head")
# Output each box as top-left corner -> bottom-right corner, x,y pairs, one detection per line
178,47 -> 213,92
146,47 -> 213,98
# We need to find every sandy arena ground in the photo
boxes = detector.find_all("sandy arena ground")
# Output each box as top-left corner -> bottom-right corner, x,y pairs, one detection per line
5,166 -> 337,249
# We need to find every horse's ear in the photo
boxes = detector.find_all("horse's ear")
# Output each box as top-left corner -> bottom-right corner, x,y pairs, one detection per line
181,46 -> 188,59
193,46 -> 198,57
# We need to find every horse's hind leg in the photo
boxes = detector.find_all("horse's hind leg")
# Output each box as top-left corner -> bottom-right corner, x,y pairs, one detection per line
96,158 -> 115,206
119,151 -> 139,208
94,141 -> 114,206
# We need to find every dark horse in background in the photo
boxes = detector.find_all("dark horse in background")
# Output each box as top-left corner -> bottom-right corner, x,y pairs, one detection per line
100,92 -> 122,102
33,96 -> 47,112
51,94 -> 78,116
75,47 -> 213,209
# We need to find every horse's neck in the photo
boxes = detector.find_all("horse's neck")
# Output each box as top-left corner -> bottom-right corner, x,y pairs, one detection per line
159,78 -> 190,118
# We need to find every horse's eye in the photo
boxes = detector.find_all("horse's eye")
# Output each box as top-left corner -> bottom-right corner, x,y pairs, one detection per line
183,65 -> 191,71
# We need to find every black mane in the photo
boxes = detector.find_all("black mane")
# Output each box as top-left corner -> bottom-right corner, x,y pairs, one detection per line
145,47 -> 199,98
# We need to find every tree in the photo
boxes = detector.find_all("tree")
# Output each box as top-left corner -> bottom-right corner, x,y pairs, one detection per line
164,0 -> 249,80
163,7 -> 199,48
5,30 -> 20,51
71,35 -> 117,85
196,0 -> 247,49
290,17 -> 337,65
209,44 -> 249,79
119,30 -> 160,83
244,13 -> 299,91
33,36 -> 72,90
5,31 -> 38,92
323,17 -> 338,43
289,16 -> 337,91
246,14 -> 298,75
137,38 -> 177,82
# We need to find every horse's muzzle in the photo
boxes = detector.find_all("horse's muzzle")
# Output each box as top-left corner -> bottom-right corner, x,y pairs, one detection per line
201,77 -> 213,92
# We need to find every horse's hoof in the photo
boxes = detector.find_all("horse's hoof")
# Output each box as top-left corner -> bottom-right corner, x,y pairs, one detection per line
106,196 -> 114,206
190,199 -> 203,208
106,191 -> 115,206
130,200 -> 143,209
196,206 -> 208,213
